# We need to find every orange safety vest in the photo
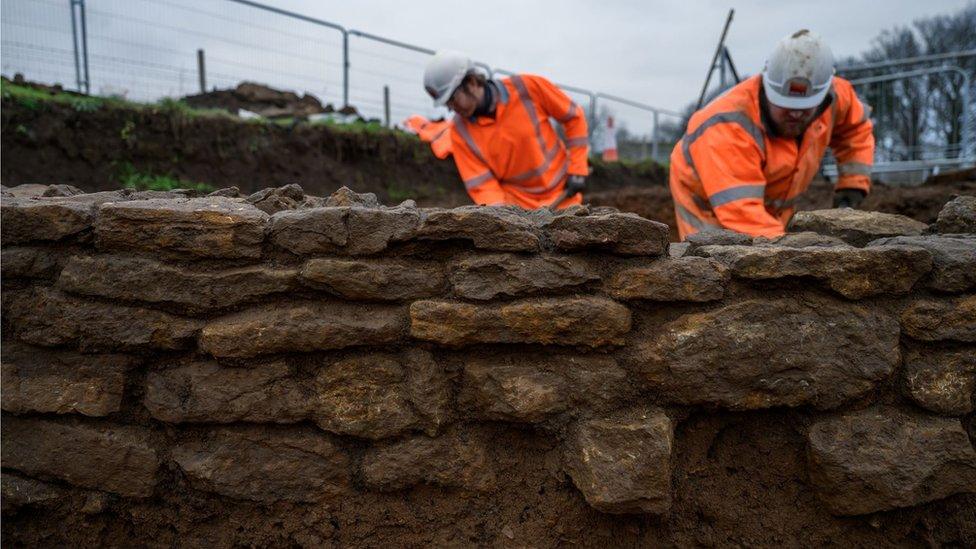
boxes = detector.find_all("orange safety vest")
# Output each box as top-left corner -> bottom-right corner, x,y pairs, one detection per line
451,74 -> 590,209
669,74 -> 874,239
403,115 -> 453,159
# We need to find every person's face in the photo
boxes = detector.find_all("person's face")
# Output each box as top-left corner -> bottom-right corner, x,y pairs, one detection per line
447,81 -> 483,118
767,103 -> 819,138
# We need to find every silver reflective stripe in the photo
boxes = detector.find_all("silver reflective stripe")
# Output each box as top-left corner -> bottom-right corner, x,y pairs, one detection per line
707,183 -> 766,208
464,171 -> 494,190
511,159 -> 569,195
681,111 -> 766,174
557,102 -> 578,123
511,75 -> 550,154
676,203 -> 719,231
691,193 -> 712,212
838,162 -> 872,176
503,144 -> 559,183
564,136 -> 588,148
452,114 -> 491,167
494,78 -> 510,104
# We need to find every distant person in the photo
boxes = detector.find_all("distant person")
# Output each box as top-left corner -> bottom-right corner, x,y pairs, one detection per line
423,51 -> 589,210
600,116 -> 619,161
669,30 -> 875,239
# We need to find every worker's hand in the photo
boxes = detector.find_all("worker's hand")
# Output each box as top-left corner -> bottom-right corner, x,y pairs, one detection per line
833,189 -> 865,209
566,175 -> 586,196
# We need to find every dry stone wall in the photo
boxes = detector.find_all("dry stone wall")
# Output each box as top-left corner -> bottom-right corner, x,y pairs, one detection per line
2,184 -> 975,546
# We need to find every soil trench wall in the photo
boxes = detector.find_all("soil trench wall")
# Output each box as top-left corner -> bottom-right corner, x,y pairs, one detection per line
2,187 -> 975,547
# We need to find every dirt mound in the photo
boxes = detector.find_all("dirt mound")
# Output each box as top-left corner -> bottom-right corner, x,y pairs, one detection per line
182,81 -> 360,119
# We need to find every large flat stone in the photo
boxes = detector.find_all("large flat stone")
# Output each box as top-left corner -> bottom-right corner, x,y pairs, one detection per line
789,209 -> 927,246
361,429 -> 495,492
311,350 -> 451,439
631,297 -> 899,409
867,235 -> 976,293
172,426 -> 350,503
545,212 -> 669,256
449,253 -> 599,300
1,246 -> 69,280
904,347 -> 976,415
564,408 -> 673,515
415,206 -> 541,252
1,417 -> 159,497
95,197 -> 268,258
269,206 -> 420,256
144,361 -> 307,423
58,255 -> 296,311
1,342 -> 135,416
300,258 -> 445,301
199,301 -> 406,357
808,408 -> 976,515
606,257 -> 728,302
693,244 -> 932,299
458,353 -> 632,422
1,197 -> 95,245
5,288 -> 200,352
901,295 -> 976,342
410,297 -> 631,347
935,195 -> 976,234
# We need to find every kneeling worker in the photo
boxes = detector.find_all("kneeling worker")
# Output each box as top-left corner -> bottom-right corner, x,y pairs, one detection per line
423,51 -> 589,209
669,30 -> 875,239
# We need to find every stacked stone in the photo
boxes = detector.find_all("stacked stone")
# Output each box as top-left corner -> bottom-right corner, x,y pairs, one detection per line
1,185 -> 975,523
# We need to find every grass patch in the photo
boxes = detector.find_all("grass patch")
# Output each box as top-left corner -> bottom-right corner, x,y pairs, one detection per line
116,162 -> 214,193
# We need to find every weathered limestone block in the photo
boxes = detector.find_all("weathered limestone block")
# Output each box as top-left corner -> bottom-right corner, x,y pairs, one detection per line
5,288 -> 200,352
755,231 -> 849,248
564,408 -> 673,515
935,195 -> 976,234
58,255 -> 297,310
867,235 -> 976,293
684,228 -> 752,255
172,426 -> 351,503
1,342 -> 134,416
632,298 -> 899,409
546,212 -> 669,256
300,258 -> 445,301
458,353 -> 631,422
199,301 -> 406,357
269,206 -> 420,255
1,197 -> 95,245
1,246 -> 69,279
901,295 -> 976,342
904,347 -> 976,415
416,206 -> 541,252
1,417 -> 159,497
312,350 -> 452,439
789,209 -> 927,246
95,197 -> 268,258
449,253 -> 599,300
693,244 -> 932,299
324,186 -> 381,207
808,408 -> 976,515
245,183 -> 308,214
361,429 -> 495,491
606,257 -> 728,302
410,297 -> 631,347
144,361 -> 307,423
1,473 -> 66,513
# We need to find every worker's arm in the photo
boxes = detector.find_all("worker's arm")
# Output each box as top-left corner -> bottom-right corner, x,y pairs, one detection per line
689,123 -> 785,237
450,131 -> 506,206
829,78 -> 875,194
524,74 -> 590,176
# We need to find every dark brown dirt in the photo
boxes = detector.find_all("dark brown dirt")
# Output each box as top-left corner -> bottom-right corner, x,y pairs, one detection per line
4,412 -> 973,548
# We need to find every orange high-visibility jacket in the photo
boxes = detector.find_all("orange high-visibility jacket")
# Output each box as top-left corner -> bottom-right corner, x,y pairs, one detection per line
451,74 -> 589,209
669,74 -> 874,239
404,115 -> 453,159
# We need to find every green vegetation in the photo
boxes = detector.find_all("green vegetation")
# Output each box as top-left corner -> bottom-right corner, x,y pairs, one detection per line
115,162 -> 214,193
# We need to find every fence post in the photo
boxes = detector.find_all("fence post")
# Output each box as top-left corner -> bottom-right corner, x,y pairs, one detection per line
197,49 -> 206,94
383,85 -> 390,128
342,31 -> 350,108
78,0 -> 90,94
70,0 -> 82,93
652,110 -> 660,161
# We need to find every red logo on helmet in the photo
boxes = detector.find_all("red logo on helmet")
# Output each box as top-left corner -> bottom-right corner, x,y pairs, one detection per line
787,79 -> 809,96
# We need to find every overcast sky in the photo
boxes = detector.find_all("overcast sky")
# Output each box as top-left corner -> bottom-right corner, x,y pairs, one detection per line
1,0 -> 971,133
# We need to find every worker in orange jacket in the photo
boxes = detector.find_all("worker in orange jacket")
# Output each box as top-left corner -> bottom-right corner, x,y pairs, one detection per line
423,51 -> 589,209
670,30 -> 875,239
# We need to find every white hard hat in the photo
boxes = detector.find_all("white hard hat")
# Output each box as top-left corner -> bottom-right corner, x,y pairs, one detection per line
424,50 -> 473,107
763,29 -> 835,109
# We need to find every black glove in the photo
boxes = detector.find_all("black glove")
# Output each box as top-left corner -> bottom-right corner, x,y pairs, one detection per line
833,189 -> 865,209
565,175 -> 586,196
